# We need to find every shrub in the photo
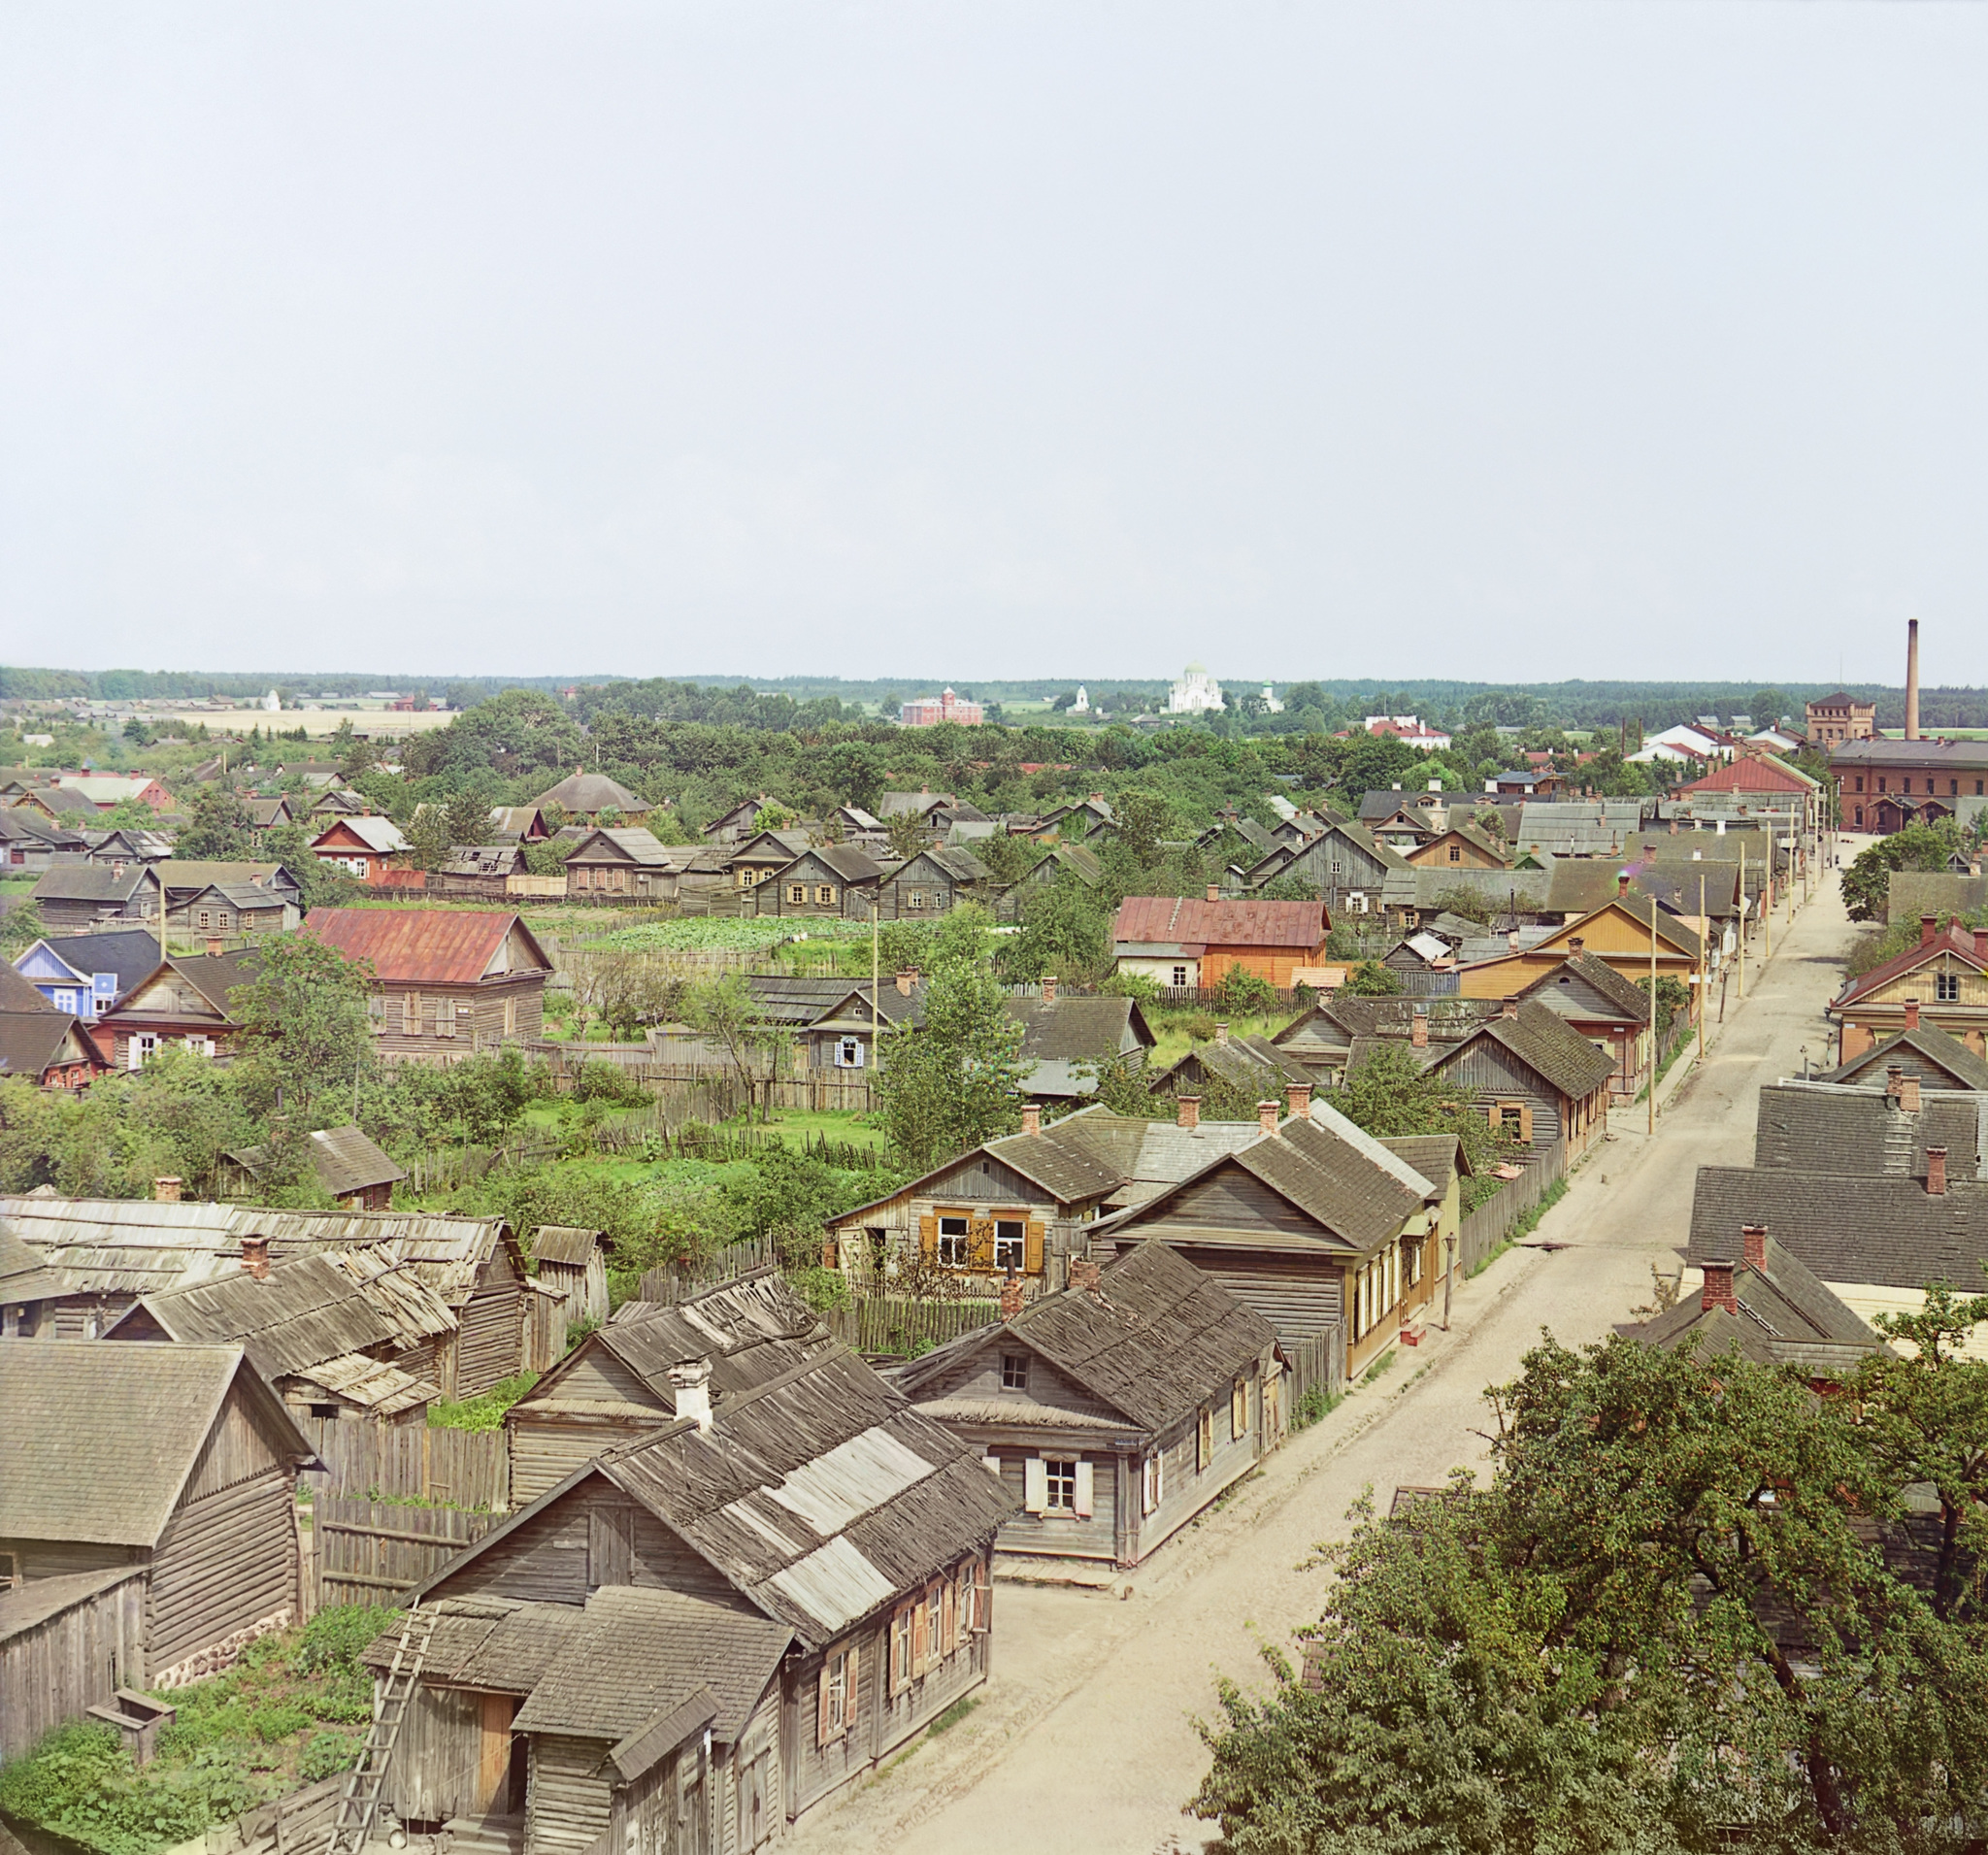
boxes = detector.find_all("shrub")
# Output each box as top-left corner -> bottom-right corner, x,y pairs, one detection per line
299,1731 -> 361,1782
293,1603 -> 399,1676
1212,968 -> 1277,1014
574,1060 -> 646,1105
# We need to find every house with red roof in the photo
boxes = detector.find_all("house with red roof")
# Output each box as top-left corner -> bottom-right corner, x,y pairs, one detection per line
1111,889 -> 1330,990
1829,914 -> 1988,1065
305,907 -> 553,1059
1677,750 -> 1823,834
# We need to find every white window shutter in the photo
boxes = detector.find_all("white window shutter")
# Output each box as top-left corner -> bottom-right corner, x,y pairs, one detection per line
1074,1460 -> 1094,1519
981,1451 -> 1003,1478
1023,1457 -> 1048,1514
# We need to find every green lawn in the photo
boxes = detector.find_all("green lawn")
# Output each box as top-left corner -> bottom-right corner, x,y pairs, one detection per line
1145,1008 -> 1303,1070
749,1108 -> 887,1152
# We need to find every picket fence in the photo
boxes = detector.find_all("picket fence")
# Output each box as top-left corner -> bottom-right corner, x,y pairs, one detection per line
301,1418 -> 510,1511
638,1235 -> 783,1306
314,1496 -> 499,1607
1282,1326 -> 1346,1413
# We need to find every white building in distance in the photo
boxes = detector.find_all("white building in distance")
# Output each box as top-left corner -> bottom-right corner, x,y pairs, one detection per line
1073,685 -> 1089,713
262,689 -> 282,712
1168,665 -> 1225,714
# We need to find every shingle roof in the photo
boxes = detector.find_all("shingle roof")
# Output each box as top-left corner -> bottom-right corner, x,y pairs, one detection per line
568,827 -> 674,867
1006,996 -> 1152,1064
528,1225 -> 604,1268
1753,1081 -> 1986,1181
0,1010 -> 87,1079
900,1242 -> 1274,1434
1518,950 -> 1654,1023
512,1585 -> 791,1743
364,1597 -> 582,1694
0,1565 -> 149,1646
0,1342 -> 310,1545
1836,921 -> 1988,1011
30,864 -> 152,903
1821,1026 -> 1988,1093
1688,1167 -> 1988,1293
1380,1135 -> 1469,1201
228,1125 -> 406,1198
1111,895 -> 1328,952
1431,1000 -> 1618,1104
305,908 -> 549,984
529,773 -> 646,813
16,927 -> 164,998
1886,873 -> 1988,926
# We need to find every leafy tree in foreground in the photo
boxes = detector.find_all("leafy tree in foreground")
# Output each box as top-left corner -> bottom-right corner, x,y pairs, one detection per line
229,932 -> 375,1117
1337,1043 -> 1501,1198
1193,1331 -> 1988,1854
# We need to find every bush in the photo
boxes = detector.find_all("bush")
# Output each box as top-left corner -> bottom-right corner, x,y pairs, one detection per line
1212,968 -> 1277,1014
429,1371 -> 540,1433
292,1603 -> 399,1676
298,1731 -> 361,1782
574,1059 -> 646,1105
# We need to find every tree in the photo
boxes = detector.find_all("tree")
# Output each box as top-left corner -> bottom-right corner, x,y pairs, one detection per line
1342,959 -> 1402,996
1841,821 -> 1960,922
445,791 -> 494,846
0,901 -> 45,958
1750,687 -> 1792,728
228,932 -> 376,1115
884,810 -> 928,861
681,973 -> 791,1121
574,953 -> 684,1039
261,824 -> 363,910
1194,1331 -> 1988,1852
996,874 -> 1112,984
873,905 -> 1027,1170
1338,1043 -> 1501,1190
177,784 -> 256,860
406,806 -> 453,873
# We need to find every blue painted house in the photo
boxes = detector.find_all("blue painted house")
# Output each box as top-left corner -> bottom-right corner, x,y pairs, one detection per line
13,927 -> 165,1022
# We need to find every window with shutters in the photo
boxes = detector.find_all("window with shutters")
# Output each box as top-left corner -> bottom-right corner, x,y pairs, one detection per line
925,1583 -> 944,1663
937,1215 -> 970,1266
890,1604 -> 913,1695
836,1037 -> 864,1068
402,991 -> 420,1035
1044,1458 -> 1077,1512
503,995 -> 517,1036
789,884 -> 807,905
367,996 -> 386,1035
955,1559 -> 977,1637
1196,1408 -> 1213,1474
1498,1102 -> 1524,1140
437,997 -> 458,1038
1143,1451 -> 1162,1515
993,1219 -> 1025,1271
1231,1375 -> 1248,1441
817,1644 -> 857,1743
817,885 -> 835,906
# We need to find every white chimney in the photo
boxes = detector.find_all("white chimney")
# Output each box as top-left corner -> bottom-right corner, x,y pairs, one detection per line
669,1359 -> 714,1433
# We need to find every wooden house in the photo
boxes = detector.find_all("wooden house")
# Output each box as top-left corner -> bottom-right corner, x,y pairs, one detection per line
1147,1026 -> 1313,1106
1110,891 -> 1330,990
221,1123 -> 408,1209
245,796 -> 297,837
15,785 -> 104,825
0,1198 -> 537,1397
28,861 -> 163,931
873,846 -> 991,920
0,1341 -> 318,1752
83,827 -> 175,865
703,794 -> 779,845
0,986 -> 105,1089
526,1226 -> 613,1333
311,815 -> 413,883
888,1243 -> 1278,1574
102,1248 -> 451,1427
170,882 -> 299,937
752,845 -> 887,920
306,907 -> 552,1057
1817,1010 -> 1988,1092
1091,1101 -> 1452,1377
154,860 -> 303,917
13,927 -> 164,1021
1511,946 -> 1659,1101
368,1307 -> 1011,1851
310,786 -> 372,817
96,947 -> 259,1068
1268,994 -> 1504,1090
488,807 -> 551,844
428,845 -> 533,900
1007,987 -> 1155,1103
527,773 -> 649,823
1242,820 -> 1409,918
564,827 -> 722,902
0,809 -> 90,872
1417,999 -> 1616,1163
1405,822 -> 1508,871
725,827 -> 816,892
997,841 -> 1105,921
1455,888 -> 1704,1003
1829,918 -> 1988,1063
824,1103 -> 1266,1288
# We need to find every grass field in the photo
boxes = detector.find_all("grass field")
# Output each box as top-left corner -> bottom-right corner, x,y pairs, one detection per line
1144,1007 -> 1302,1068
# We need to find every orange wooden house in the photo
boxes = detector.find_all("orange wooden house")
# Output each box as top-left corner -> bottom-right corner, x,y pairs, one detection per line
1454,883 -> 1703,1006
1111,889 -> 1330,989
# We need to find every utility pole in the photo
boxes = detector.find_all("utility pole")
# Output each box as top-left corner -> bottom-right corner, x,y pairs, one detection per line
1763,830 -> 1773,963
1738,840 -> 1746,1000
1648,900 -> 1657,1137
1697,873 -> 1707,1066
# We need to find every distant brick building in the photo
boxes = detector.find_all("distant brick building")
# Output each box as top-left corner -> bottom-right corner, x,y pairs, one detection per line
1804,691 -> 1875,749
900,688 -> 984,727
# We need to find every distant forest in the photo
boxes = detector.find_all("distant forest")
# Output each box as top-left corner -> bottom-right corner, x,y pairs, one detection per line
4,665 -> 1986,733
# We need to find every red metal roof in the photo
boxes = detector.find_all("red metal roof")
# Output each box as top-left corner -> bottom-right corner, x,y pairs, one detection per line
304,908 -> 548,984
1836,920 -> 1988,1010
1681,756 -> 1813,795
1111,895 -> 1329,950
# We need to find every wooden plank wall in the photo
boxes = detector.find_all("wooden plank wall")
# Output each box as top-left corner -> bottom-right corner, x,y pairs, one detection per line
1282,1326 -> 1346,1413
1453,1137 -> 1567,1275
822,1297 -> 1001,1359
217,1772 -> 346,1855
302,1420 -> 510,1511
314,1498 -> 499,1607
0,1569 -> 148,1761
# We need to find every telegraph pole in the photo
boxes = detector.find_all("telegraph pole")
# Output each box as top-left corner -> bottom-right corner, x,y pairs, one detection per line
1738,841 -> 1746,999
1697,873 -> 1707,1066
1648,901 -> 1658,1137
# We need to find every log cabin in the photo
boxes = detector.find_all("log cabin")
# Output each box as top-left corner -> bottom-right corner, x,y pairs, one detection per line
1415,999 -> 1616,1165
306,907 -> 552,1059
1110,891 -> 1331,990
0,1341 -> 318,1756
887,1243 -> 1279,1574
220,1123 -> 408,1210
751,845 -> 888,920
871,846 -> 991,921
367,1316 -> 1011,1853
95,947 -> 259,1069
28,861 -> 163,931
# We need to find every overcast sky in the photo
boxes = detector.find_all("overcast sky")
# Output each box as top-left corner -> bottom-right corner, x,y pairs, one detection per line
3,2 -> 1986,688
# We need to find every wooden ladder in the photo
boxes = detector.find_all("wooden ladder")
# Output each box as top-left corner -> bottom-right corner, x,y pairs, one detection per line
329,1604 -> 436,1855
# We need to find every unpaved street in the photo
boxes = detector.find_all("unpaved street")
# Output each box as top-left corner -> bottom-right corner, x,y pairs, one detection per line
798,872 -> 1859,1855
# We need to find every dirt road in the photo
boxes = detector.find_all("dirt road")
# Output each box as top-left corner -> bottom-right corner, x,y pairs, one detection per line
797,874 -> 1858,1855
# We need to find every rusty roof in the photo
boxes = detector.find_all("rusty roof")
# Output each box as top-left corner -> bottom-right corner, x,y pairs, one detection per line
1111,895 -> 1329,951
304,907 -> 550,984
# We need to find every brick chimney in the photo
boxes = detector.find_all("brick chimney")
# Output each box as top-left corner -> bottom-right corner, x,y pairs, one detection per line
1902,1076 -> 1922,1113
1000,1272 -> 1026,1320
1207,883 -> 1221,903
1020,1102 -> 1042,1137
1286,1081 -> 1311,1119
1886,1064 -> 1905,1102
1975,928 -> 1988,963
152,1176 -> 182,1203
1257,1100 -> 1280,1137
1905,999 -> 1921,1031
1041,975 -> 1056,1005
1176,1094 -> 1201,1129
239,1234 -> 271,1280
1502,999 -> 1518,1020
1617,873 -> 1631,897
1507,928 -> 1520,950
1568,937 -> 1584,954
1701,1261 -> 1738,1315
1068,1256 -> 1102,1296
1741,1223 -> 1768,1271
895,967 -> 918,996
1928,1146 -> 1948,1196
1411,1007 -> 1429,1049
1214,1022 -> 1230,1046
668,1359 -> 714,1434
206,937 -> 223,958
1922,914 -> 1938,947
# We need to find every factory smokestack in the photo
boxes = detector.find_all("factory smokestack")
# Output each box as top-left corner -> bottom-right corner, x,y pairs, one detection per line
1906,617 -> 1921,741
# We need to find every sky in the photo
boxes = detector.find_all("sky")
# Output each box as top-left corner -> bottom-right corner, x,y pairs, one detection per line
3,1 -> 1987,688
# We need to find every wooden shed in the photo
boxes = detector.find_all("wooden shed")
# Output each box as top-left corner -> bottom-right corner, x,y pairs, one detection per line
527,1226 -> 611,1330
0,1342 -> 318,1724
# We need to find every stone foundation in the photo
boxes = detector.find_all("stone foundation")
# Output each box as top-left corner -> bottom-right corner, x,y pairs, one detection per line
150,1608 -> 294,1689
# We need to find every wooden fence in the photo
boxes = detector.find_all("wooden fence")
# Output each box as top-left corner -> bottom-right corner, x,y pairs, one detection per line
1282,1326 -> 1346,1415
639,1236 -> 782,1305
302,1419 -> 511,1511
217,1772 -> 346,1855
1454,1138 -> 1568,1276
824,1295 -> 1001,1359
314,1496 -> 499,1607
